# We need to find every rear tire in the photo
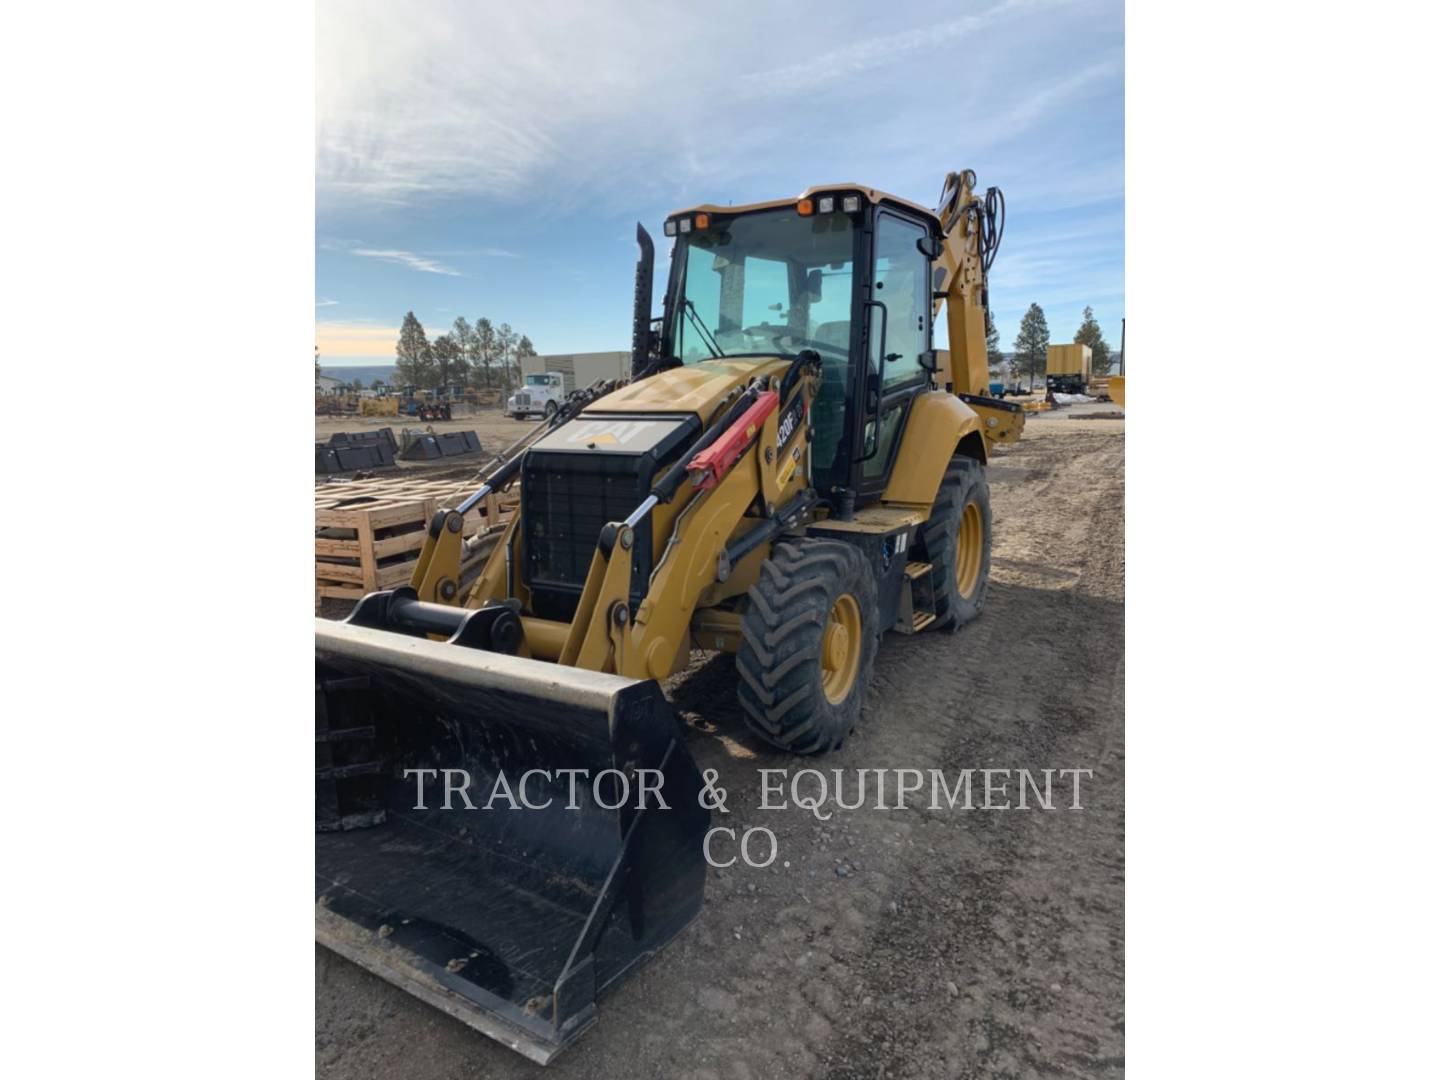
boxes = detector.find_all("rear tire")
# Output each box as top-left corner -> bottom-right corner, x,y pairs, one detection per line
736,539 -> 877,754
917,457 -> 992,631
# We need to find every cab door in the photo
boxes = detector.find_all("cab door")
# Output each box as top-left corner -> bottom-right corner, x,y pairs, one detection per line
856,211 -> 932,499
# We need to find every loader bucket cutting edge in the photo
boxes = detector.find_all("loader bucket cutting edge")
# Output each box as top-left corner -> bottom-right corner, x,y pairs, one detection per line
315,618 -> 710,1065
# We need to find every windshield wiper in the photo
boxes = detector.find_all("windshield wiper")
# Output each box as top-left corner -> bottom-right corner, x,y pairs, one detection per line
684,300 -> 726,358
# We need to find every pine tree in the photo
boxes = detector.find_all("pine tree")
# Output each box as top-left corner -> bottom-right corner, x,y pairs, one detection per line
473,317 -> 497,388
395,311 -> 432,387
432,333 -> 461,391
496,322 -> 517,391
1013,303 -> 1050,390
985,311 -> 1004,373
1073,306 -> 1113,376
450,317 -> 473,387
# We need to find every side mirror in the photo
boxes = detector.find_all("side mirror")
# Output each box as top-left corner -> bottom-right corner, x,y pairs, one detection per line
805,268 -> 823,301
917,234 -> 944,259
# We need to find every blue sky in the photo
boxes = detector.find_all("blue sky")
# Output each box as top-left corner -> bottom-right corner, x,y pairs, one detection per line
316,0 -> 1123,366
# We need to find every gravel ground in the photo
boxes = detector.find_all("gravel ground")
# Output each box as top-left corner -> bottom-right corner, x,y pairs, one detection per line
316,415 -> 1125,1079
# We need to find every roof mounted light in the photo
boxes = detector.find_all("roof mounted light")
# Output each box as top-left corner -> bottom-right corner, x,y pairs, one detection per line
796,199 -> 814,216
679,217 -> 693,233
664,219 -> 677,237
842,195 -> 861,213
695,213 -> 710,229
818,196 -> 835,213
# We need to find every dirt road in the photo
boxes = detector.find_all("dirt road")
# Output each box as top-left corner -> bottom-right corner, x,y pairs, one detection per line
316,416 -> 1125,1079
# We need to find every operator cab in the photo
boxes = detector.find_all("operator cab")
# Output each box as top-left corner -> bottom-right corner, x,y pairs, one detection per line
657,188 -> 944,508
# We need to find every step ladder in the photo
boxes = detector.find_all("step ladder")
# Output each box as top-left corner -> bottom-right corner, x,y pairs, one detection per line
894,561 -> 937,634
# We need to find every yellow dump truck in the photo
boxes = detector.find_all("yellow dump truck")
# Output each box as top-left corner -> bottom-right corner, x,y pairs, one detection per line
1045,343 -> 1092,395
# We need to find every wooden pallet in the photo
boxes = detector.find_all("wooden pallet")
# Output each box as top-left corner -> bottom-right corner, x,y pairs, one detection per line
315,476 -> 517,605
315,472 -> 502,511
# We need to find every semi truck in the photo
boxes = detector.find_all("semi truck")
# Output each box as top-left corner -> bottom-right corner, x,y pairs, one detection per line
507,371 -> 567,418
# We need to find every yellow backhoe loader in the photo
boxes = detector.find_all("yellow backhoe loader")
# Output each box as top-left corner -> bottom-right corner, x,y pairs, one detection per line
315,169 -> 1024,1063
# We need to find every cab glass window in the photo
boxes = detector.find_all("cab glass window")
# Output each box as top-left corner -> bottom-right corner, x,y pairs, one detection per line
869,214 -> 930,390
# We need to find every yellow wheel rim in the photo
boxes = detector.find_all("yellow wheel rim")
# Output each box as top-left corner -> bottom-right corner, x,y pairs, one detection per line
956,502 -> 983,599
821,594 -> 862,704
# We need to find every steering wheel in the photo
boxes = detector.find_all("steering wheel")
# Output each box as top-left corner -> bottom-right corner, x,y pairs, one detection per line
767,331 -> 850,359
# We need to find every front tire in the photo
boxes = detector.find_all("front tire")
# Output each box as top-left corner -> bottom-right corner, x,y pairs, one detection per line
917,457 -> 992,631
736,539 -> 877,754
543,400 -> 558,419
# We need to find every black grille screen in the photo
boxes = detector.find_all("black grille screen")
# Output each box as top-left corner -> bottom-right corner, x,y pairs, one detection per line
520,413 -> 700,623
522,454 -> 654,620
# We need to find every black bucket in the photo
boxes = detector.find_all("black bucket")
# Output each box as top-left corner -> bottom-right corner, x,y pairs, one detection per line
315,618 -> 709,1064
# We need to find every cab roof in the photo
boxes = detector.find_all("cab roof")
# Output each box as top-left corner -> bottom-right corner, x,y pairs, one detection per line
667,184 -> 941,230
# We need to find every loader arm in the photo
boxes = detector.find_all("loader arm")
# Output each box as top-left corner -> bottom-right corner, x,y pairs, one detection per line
933,169 -> 1002,399
405,378 -> 626,605
410,366 -> 807,684
500,379 -> 791,681
409,509 -> 467,604
623,392 -> 783,680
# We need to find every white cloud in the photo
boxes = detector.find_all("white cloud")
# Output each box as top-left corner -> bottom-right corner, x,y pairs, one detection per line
421,247 -> 519,259
316,0 -> 1123,349
315,296 -> 338,307
317,0 -> 698,205
350,248 -> 463,276
737,0 -> 1067,98
316,0 -> 1113,210
992,59 -> 1120,135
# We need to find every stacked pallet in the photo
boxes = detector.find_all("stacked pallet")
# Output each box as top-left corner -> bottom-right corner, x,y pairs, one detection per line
315,474 -> 517,605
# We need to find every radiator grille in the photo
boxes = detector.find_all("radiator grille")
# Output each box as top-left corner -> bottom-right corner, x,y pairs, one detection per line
522,456 -> 653,620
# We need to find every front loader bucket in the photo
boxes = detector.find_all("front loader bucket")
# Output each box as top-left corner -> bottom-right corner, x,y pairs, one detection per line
315,617 -> 710,1064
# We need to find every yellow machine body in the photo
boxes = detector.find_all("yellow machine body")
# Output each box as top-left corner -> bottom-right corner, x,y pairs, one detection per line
315,169 -> 1025,1064
445,364 -> 1005,681
409,170 -> 1025,679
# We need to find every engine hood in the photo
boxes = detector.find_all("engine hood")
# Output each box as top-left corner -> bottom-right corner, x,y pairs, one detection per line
589,357 -> 789,417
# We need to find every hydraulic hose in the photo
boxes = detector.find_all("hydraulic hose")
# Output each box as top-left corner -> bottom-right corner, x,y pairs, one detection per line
455,452 -> 524,516
980,185 -> 1005,275
650,380 -> 764,504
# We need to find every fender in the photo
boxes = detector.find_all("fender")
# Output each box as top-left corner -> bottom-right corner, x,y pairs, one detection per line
881,390 -> 985,509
